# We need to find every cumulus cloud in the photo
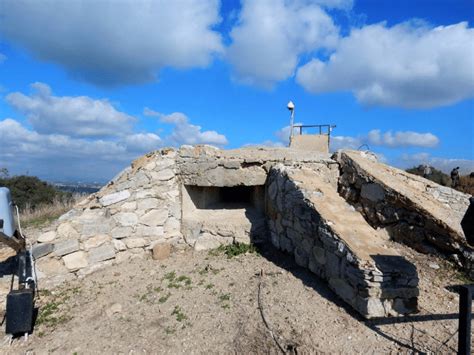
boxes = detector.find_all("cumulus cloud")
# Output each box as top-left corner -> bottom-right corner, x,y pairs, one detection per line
367,129 -> 439,148
6,82 -> 135,137
0,0 -> 223,86
399,152 -> 474,174
297,21 -> 474,108
144,108 -> 228,147
227,0 -> 338,87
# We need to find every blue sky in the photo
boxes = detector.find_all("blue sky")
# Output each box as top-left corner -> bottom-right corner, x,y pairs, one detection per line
0,0 -> 473,182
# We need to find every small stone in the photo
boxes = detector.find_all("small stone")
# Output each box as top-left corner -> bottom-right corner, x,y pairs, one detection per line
125,238 -> 148,249
63,251 -> 88,271
37,231 -> 56,243
429,262 -> 440,270
54,239 -> 80,257
152,169 -> 174,181
152,243 -> 171,261
113,239 -> 127,251
105,303 -> 123,317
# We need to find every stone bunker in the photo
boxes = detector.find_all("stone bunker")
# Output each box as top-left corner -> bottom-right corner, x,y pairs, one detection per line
32,145 -> 472,319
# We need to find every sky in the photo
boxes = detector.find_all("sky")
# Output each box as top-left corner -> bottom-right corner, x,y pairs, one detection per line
0,0 -> 473,183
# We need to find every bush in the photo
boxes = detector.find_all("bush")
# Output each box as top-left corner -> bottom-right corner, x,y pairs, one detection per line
406,165 -> 451,186
0,175 -> 72,210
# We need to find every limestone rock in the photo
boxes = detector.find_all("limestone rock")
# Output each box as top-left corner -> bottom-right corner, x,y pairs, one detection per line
36,257 -> 68,275
152,243 -> 171,260
37,231 -> 56,243
83,235 -> 110,250
88,244 -> 116,264
63,251 -> 88,271
54,239 -> 80,257
125,238 -> 147,249
99,190 -> 130,206
139,209 -> 168,226
194,233 -> 222,251
57,223 -> 79,240
32,243 -> 54,259
113,239 -> 127,251
111,226 -> 133,239
114,212 -> 138,227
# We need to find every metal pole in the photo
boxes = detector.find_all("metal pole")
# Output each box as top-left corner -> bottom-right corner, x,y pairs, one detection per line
289,109 -> 294,146
458,285 -> 472,355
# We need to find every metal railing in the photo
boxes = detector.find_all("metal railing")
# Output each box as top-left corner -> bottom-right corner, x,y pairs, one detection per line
291,124 -> 336,136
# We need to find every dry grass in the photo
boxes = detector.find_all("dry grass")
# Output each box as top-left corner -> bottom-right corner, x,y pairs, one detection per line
20,194 -> 83,228
457,175 -> 474,195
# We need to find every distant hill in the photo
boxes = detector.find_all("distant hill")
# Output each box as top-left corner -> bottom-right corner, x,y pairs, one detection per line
406,165 -> 474,195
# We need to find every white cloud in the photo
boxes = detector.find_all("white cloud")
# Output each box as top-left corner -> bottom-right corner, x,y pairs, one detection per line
297,21 -> 474,108
123,133 -> 162,153
0,0 -> 223,86
399,153 -> 474,174
144,108 -> 228,147
366,129 -> 439,148
227,0 -> 338,87
6,83 -> 135,137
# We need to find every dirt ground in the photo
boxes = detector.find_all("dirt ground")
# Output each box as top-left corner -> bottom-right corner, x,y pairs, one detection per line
0,238 -> 471,354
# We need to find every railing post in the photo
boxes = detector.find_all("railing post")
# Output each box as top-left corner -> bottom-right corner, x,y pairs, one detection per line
458,285 -> 472,355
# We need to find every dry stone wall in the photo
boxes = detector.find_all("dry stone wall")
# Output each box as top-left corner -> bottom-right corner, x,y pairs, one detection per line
33,148 -> 182,283
335,150 -> 474,277
266,164 -> 419,318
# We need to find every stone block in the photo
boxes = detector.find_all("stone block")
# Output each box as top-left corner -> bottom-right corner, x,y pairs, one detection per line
151,169 -> 174,181
312,246 -> 326,265
152,243 -> 171,260
88,244 -> 116,264
135,226 -> 164,237
329,278 -> 356,303
360,183 -> 385,202
113,239 -> 127,251
36,257 -> 68,275
111,226 -> 133,239
99,190 -> 130,206
32,243 -> 54,259
137,198 -> 161,210
280,236 -> 293,254
83,234 -> 110,250
194,233 -> 221,251
294,247 -> 309,268
114,212 -> 138,226
54,239 -> 80,257
120,201 -> 137,211
125,238 -> 148,249
37,231 -> 56,243
57,223 -> 79,239
63,251 -> 88,271
139,209 -> 168,226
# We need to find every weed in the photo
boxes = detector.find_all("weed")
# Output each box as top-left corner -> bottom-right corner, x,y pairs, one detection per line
205,283 -> 214,290
163,271 -> 176,281
158,293 -> 171,303
209,242 -> 257,258
165,325 -> 176,335
172,306 -> 187,322
221,303 -> 230,309
218,293 -> 230,302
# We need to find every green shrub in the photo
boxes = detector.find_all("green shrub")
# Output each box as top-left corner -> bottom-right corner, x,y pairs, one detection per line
0,175 -> 72,210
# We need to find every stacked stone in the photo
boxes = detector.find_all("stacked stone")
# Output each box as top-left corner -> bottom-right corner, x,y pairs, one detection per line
266,165 -> 418,318
33,148 -> 182,280
335,150 -> 474,277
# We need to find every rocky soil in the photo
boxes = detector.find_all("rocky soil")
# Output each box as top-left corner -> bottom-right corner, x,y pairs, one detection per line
0,237 -> 471,354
